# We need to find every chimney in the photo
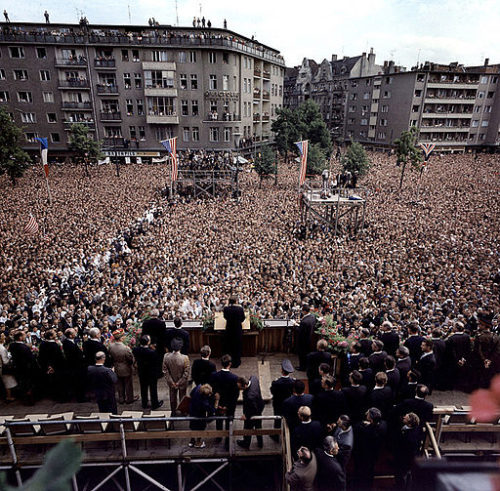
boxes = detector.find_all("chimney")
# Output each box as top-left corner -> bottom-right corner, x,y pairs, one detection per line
484,57 -> 489,66
368,47 -> 375,65
331,54 -> 337,62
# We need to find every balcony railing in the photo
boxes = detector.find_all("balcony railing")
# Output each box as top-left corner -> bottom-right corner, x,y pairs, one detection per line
262,90 -> 270,100
262,70 -> 271,79
253,89 -> 261,98
94,58 -> 116,68
55,57 -> 87,66
103,137 -> 126,148
97,85 -> 119,94
61,101 -> 92,110
253,114 -> 261,122
63,120 -> 95,130
262,114 -> 270,122
58,79 -> 90,88
100,111 -> 122,121
204,113 -> 241,122
254,68 -> 261,77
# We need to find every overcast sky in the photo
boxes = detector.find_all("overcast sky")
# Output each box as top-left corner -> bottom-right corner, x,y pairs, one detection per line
5,0 -> 498,69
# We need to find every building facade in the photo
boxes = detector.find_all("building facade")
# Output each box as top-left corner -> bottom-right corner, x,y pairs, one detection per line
0,22 -> 285,160
344,60 -> 500,152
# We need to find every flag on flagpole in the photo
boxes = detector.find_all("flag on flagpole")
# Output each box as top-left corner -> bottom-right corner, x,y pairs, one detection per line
23,214 -> 39,235
35,137 -> 49,177
160,137 -> 178,182
295,140 -> 309,186
418,142 -> 436,167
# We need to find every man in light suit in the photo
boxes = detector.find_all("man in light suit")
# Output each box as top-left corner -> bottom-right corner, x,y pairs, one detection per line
109,328 -> 137,404
163,338 -> 190,413
87,351 -> 118,414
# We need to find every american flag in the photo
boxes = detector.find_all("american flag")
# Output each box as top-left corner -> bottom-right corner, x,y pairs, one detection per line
23,214 -> 39,235
295,140 -> 309,187
161,137 -> 178,182
419,142 -> 436,167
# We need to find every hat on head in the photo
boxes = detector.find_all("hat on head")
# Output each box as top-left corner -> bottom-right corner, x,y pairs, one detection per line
171,338 -> 184,351
112,328 -> 125,339
478,311 -> 493,326
281,359 -> 294,374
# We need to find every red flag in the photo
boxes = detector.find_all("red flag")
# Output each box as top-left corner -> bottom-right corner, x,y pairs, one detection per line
23,214 -> 39,235
295,140 -> 308,187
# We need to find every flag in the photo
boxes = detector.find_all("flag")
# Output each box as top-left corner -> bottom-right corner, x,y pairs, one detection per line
419,142 -> 435,167
23,214 -> 39,235
295,140 -> 309,187
35,137 -> 49,177
161,137 -> 178,182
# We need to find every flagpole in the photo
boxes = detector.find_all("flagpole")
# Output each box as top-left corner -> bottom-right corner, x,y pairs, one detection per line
39,143 -> 52,205
169,155 -> 173,199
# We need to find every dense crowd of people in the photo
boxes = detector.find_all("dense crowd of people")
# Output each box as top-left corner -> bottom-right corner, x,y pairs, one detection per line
0,150 -> 499,487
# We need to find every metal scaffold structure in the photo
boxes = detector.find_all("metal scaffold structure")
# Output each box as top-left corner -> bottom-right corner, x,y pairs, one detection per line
176,169 -> 239,199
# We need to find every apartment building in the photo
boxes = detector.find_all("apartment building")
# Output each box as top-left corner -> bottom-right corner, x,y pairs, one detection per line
344,60 -> 500,152
0,22 -> 285,160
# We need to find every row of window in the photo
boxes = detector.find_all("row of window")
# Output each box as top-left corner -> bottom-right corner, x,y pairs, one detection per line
0,68 -> 51,81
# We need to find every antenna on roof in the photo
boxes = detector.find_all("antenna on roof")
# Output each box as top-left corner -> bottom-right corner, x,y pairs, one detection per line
128,4 -> 131,24
175,0 -> 179,26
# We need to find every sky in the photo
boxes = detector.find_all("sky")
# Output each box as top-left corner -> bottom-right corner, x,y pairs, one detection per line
4,0 -> 499,69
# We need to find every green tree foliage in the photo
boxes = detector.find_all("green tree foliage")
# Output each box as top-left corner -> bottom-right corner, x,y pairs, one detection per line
0,107 -> 30,185
341,141 -> 371,177
307,143 -> 328,175
296,100 -> 332,154
271,101 -> 332,165
271,107 -> 301,161
393,126 -> 424,189
68,123 -> 102,176
254,144 -> 276,187
0,440 -> 82,490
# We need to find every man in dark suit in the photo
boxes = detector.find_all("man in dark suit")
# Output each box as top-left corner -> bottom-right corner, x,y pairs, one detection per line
353,408 -> 388,491
142,309 -> 167,376
9,330 -> 39,404
83,328 -> 110,367
166,317 -> 190,355
237,375 -> 265,449
87,351 -> 118,414
445,322 -> 472,391
291,406 -> 323,455
358,357 -> 374,390
270,359 -> 295,437
133,335 -> 163,409
210,354 -> 239,442
38,329 -> 67,401
283,380 -> 314,429
358,328 -> 373,358
368,340 -> 387,374
431,329 -> 447,390
367,372 -> 394,419
296,304 -> 316,371
416,339 -> 436,393
223,296 -> 245,368
191,345 -> 216,386
396,346 -> 412,388
394,412 -> 423,489
341,370 -> 367,423
394,385 -> 434,427
384,356 -> 400,395
315,436 -> 346,491
378,321 -> 400,357
313,375 -> 347,429
404,324 -> 425,367
398,370 -> 420,401
63,328 -> 87,402
309,362 -> 331,397
306,339 -> 331,383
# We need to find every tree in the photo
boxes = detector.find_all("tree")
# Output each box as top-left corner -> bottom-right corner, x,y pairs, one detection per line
296,100 -> 332,154
394,126 -> 424,189
341,141 -> 371,177
68,123 -> 102,176
307,143 -> 328,175
0,107 -> 30,185
271,107 -> 301,162
253,144 -> 276,187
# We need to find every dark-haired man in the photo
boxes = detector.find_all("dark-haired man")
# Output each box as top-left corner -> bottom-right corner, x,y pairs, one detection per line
283,380 -> 314,429
223,296 -> 245,368
296,304 -> 316,371
133,335 -> 162,409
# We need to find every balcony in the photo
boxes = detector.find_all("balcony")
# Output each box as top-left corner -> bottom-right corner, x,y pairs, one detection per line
94,59 -> 116,68
55,57 -> 87,67
204,113 -> 241,122
262,114 -> 270,122
422,112 -> 473,118
142,61 -> 176,71
58,79 -> 90,89
262,70 -> 271,79
420,126 -> 470,132
61,101 -> 92,110
97,85 -> 119,95
100,111 -> 122,121
103,137 -> 126,148
144,87 -> 177,98
424,96 -> 475,104
63,120 -> 95,130
253,114 -> 261,123
146,112 -> 179,124
253,89 -> 261,99
427,82 -> 479,90
262,90 -> 270,101
254,68 -> 261,78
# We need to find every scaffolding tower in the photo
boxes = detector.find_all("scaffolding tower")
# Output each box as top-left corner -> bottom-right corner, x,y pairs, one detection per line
176,169 -> 238,199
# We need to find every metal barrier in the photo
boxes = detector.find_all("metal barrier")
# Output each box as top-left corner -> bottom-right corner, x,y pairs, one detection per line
1,415 -> 289,491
